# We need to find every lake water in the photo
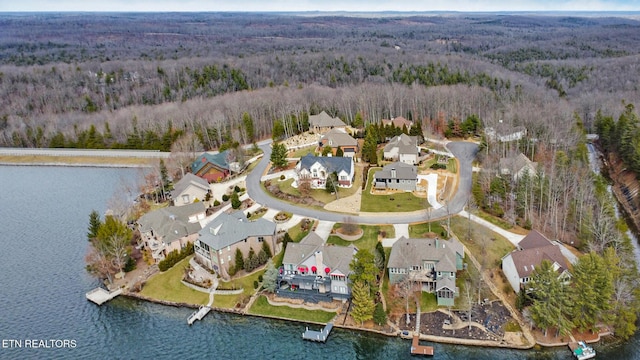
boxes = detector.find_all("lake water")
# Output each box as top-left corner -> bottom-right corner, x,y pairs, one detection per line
0,165 -> 638,359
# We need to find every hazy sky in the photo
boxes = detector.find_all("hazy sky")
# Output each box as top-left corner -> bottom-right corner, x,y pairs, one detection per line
2,0 -> 640,12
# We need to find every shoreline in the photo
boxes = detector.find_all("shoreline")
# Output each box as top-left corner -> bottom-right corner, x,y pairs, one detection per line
121,290 -> 547,350
0,161 -> 153,168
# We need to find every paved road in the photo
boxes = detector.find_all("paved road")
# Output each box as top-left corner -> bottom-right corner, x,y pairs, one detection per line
246,140 -> 478,225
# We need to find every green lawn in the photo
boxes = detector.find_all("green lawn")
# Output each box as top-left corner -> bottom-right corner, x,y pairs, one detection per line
360,168 -> 427,212
420,292 -> 438,312
289,145 -> 317,158
287,219 -> 315,242
474,210 -> 514,230
139,256 -> 209,305
408,222 -> 447,238
274,175 -> 360,207
248,295 -> 336,323
326,224 -> 393,253
450,215 -> 515,269
214,269 -> 266,309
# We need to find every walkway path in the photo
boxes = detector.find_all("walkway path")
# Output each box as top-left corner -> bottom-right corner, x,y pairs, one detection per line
459,211 -> 525,246
315,220 -> 337,241
382,223 -> 409,247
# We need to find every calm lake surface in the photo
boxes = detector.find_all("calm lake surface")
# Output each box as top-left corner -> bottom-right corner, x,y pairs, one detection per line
0,165 -> 638,359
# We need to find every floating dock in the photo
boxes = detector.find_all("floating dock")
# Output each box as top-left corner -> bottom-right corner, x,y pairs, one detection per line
85,288 -> 122,305
302,323 -> 333,343
410,335 -> 434,356
568,341 -> 596,360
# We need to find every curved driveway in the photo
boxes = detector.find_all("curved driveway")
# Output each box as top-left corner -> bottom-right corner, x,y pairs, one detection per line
246,140 -> 478,225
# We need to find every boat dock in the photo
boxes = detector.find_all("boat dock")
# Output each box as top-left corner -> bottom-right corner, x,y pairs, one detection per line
568,341 -> 596,360
411,335 -> 434,356
85,288 -> 122,305
302,323 -> 333,343
187,306 -> 212,325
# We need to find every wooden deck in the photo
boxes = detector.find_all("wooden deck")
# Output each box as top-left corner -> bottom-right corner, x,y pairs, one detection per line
411,335 -> 434,356
85,288 -> 122,305
302,323 -> 333,343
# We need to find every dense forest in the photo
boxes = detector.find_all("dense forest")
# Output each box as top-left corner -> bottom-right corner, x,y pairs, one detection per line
3,11 -> 640,340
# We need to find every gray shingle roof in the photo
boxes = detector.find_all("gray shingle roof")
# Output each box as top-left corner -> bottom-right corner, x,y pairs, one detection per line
374,161 -> 417,181
198,212 -> 276,250
436,276 -> 456,292
298,154 -> 353,175
387,237 -> 463,273
384,134 -> 418,155
499,153 -> 536,175
137,202 -> 206,245
170,173 -> 210,199
321,129 -> 358,147
191,150 -> 230,175
282,232 -> 356,275
309,111 -> 346,128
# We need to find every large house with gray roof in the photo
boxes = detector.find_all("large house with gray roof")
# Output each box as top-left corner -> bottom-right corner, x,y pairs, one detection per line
309,111 -> 347,134
388,236 -> 465,306
374,161 -> 418,191
319,129 -> 358,157
195,212 -> 277,279
295,154 -> 355,189
383,134 -> 419,165
170,173 -> 211,206
278,232 -> 357,302
137,202 -> 206,263
501,230 -> 570,294
499,152 -> 538,181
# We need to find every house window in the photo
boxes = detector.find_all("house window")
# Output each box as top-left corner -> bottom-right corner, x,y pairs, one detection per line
221,258 -> 224,265
219,250 -> 223,255
182,194 -> 190,204
228,255 -> 231,261
227,246 -> 231,252
258,236 -> 264,242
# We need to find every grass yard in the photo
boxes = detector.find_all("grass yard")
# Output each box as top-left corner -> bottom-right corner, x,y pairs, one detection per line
248,295 -> 336,323
274,170 -> 361,207
139,256 -> 209,305
287,219 -> 315,242
326,224 -> 393,253
289,145 -> 316,158
214,269 -> 266,309
408,221 -> 447,238
450,215 -> 515,269
360,168 -> 427,212
420,292 -> 438,312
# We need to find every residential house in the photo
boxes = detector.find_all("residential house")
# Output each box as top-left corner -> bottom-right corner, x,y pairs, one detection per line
278,232 -> 357,302
382,116 -> 413,130
383,133 -> 419,165
195,212 -> 277,279
388,236 -> 465,307
309,111 -> 347,134
137,202 -> 206,263
374,161 -> 418,191
170,173 -> 211,206
295,154 -> 355,189
501,230 -> 570,293
485,125 -> 527,142
499,153 -> 537,181
191,150 -> 232,183
319,128 -> 358,157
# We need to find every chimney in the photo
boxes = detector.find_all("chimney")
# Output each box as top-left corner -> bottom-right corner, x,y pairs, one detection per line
391,168 -> 396,178
315,251 -> 324,275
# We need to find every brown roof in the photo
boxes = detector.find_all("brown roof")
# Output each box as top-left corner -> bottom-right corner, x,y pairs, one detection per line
309,111 -> 346,128
518,229 -> 552,250
382,116 -> 413,129
509,244 -> 568,279
321,128 -> 358,147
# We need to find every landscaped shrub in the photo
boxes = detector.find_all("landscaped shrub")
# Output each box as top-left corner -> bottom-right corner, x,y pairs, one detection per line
234,185 -> 241,193
253,280 -> 259,289
280,174 -> 285,180
213,199 -> 220,206
228,264 -> 237,277
258,275 -> 263,282
158,242 -> 194,272
430,163 -> 447,170
222,194 -> 230,202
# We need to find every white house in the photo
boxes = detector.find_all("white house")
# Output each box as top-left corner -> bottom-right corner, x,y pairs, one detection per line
295,154 -> 354,189
170,173 -> 211,206
501,230 -> 570,293
383,134 -> 419,165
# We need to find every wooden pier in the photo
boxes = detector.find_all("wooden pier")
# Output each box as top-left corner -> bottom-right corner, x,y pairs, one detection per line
410,335 -> 434,356
302,323 -> 333,343
85,288 -> 122,305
